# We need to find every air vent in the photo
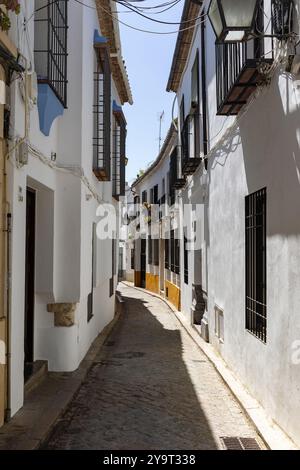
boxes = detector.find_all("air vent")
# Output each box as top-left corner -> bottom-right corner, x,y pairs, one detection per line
220,437 -> 261,450
272,0 -> 294,37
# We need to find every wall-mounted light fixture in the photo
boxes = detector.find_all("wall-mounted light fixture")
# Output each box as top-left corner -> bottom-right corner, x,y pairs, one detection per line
208,0 -> 260,42
208,0 -> 294,43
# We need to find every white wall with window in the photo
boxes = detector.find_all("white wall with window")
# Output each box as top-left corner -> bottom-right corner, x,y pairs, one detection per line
169,0 -> 300,446
5,0 -> 132,419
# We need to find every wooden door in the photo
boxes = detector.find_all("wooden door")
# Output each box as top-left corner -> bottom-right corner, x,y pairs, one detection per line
24,189 -> 36,369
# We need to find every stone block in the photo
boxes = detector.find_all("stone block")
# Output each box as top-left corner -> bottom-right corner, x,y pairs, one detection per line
47,303 -> 77,327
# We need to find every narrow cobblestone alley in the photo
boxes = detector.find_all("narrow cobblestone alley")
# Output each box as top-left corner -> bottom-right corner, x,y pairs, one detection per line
44,284 -> 263,450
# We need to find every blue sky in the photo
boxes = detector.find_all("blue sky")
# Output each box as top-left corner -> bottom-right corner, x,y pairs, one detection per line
117,1 -> 184,183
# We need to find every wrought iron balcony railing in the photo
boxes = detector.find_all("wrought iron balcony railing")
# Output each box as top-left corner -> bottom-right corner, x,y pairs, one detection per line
170,145 -> 186,190
216,41 -> 273,116
181,113 -> 201,175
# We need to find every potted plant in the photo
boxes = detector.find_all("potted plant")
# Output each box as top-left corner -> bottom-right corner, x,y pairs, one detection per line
0,1 -> 20,32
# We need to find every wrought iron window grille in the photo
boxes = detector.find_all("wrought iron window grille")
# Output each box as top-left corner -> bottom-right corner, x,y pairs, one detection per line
34,0 -> 68,107
181,113 -> 201,175
245,188 -> 267,343
93,46 -> 111,181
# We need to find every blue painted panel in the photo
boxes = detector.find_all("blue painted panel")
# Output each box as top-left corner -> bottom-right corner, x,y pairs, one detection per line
37,83 -> 64,136
112,100 -> 122,113
94,29 -> 108,45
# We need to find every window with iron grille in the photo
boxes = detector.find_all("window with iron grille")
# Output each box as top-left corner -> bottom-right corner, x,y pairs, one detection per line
191,51 -> 200,157
153,185 -> 158,204
175,235 -> 180,275
109,236 -> 116,297
169,148 -> 177,205
184,234 -> 188,284
170,230 -> 175,272
112,114 -> 126,199
159,194 -> 166,220
272,0 -> 294,37
87,223 -> 96,322
191,50 -> 199,109
109,277 -> 114,297
181,113 -> 200,167
133,195 -> 140,220
153,239 -> 159,266
150,188 -> 154,204
148,235 -> 152,265
165,238 -> 169,270
93,47 -> 111,181
34,0 -> 68,107
142,190 -> 147,203
112,238 -> 116,275
245,188 -> 267,343
180,96 -> 185,132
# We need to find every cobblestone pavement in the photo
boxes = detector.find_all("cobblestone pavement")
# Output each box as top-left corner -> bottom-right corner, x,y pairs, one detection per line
44,284 -> 264,450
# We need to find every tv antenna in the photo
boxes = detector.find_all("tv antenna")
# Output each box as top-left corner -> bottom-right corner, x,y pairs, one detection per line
158,110 -> 164,153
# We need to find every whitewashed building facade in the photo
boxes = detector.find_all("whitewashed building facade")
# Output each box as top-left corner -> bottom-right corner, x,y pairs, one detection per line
0,0 -> 132,422
165,0 -> 300,446
130,124 -> 182,310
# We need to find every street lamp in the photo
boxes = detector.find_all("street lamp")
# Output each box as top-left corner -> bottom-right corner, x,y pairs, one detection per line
208,0 -> 259,42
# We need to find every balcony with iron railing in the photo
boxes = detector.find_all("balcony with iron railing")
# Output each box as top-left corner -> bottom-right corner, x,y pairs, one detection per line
159,194 -> 166,220
170,145 -> 186,190
216,40 -> 273,116
181,113 -> 201,175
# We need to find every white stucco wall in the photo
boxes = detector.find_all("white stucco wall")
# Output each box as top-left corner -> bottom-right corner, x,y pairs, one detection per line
175,0 -> 300,446
6,1 -> 124,416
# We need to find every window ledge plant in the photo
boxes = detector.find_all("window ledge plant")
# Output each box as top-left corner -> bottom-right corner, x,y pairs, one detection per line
0,1 -> 20,32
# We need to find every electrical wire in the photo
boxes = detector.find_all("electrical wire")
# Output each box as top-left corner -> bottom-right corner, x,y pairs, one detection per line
114,0 -> 181,10
97,1 -> 206,35
28,144 -> 107,204
23,0 -> 206,35
113,0 -> 182,15
116,0 -> 206,25
73,0 -> 95,9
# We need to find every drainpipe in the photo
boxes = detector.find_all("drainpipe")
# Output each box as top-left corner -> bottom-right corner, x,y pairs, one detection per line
5,212 -> 11,422
201,18 -> 208,169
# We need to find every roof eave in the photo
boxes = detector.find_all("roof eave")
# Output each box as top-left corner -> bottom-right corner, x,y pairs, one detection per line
95,0 -> 133,105
166,0 -> 202,93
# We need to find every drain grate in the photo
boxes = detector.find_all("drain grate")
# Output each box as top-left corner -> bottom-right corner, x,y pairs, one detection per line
220,437 -> 261,450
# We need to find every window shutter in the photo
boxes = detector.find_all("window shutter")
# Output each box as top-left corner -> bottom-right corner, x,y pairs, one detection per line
148,235 -> 152,265
153,239 -> 159,266
93,47 -> 111,181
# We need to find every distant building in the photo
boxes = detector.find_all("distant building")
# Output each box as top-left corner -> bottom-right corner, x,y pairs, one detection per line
130,123 -> 182,311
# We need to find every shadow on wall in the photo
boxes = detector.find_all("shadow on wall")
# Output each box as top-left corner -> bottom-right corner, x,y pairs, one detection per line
239,74 -> 300,237
45,294 -> 217,450
202,71 -> 300,240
